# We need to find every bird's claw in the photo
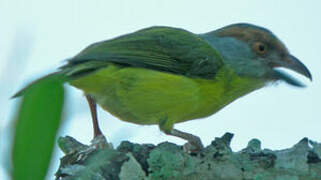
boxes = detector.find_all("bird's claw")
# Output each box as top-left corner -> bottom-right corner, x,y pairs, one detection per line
183,137 -> 204,153
90,135 -> 113,149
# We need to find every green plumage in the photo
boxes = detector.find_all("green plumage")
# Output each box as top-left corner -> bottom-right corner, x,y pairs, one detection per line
64,27 -> 222,79
64,26 -> 266,132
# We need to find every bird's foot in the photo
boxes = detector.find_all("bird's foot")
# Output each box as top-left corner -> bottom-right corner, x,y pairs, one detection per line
183,136 -> 204,153
90,134 -> 113,149
75,135 -> 113,160
169,129 -> 204,153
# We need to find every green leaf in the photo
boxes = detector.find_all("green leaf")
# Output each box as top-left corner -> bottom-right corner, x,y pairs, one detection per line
12,74 -> 65,180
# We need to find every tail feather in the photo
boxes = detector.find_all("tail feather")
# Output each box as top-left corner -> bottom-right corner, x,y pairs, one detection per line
11,72 -> 66,98
12,61 -> 110,98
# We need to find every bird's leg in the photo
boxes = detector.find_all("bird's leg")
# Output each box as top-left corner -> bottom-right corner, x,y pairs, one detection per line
85,95 -> 102,138
159,117 -> 203,152
85,95 -> 109,149
167,128 -> 204,152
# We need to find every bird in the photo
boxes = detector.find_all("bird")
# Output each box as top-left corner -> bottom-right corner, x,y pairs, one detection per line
13,23 -> 312,151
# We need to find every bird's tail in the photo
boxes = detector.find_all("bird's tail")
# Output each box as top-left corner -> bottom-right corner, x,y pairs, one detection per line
12,60 -> 110,98
11,71 -> 66,98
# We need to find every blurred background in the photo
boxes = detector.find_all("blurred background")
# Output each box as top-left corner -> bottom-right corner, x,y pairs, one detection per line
1,0 -> 320,179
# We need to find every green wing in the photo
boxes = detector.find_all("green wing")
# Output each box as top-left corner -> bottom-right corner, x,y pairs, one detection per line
64,26 -> 223,79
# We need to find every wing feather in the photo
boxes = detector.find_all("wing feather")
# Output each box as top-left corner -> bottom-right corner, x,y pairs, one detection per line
65,26 -> 223,79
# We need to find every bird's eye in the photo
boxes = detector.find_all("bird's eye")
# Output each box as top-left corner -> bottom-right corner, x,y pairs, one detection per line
253,42 -> 267,55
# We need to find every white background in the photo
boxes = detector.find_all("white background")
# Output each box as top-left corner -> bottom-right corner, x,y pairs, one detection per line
1,0 -> 320,179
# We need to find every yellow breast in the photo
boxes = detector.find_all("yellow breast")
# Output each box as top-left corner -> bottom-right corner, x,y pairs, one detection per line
70,64 -> 264,127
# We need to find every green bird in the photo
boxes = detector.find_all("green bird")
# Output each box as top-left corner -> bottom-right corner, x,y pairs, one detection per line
14,23 -> 312,151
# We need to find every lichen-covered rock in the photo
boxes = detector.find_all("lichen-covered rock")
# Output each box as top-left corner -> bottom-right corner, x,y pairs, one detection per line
119,153 -> 146,180
55,133 -> 321,180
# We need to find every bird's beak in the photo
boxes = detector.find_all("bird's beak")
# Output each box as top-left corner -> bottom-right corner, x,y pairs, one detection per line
272,55 -> 312,87
282,55 -> 312,81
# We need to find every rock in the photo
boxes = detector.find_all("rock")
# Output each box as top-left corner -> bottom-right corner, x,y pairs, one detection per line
55,133 -> 321,180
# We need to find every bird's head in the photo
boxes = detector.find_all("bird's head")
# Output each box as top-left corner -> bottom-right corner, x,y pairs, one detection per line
202,23 -> 312,87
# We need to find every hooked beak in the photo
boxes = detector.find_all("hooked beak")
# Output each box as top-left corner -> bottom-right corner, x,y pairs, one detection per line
282,55 -> 312,81
272,55 -> 312,87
